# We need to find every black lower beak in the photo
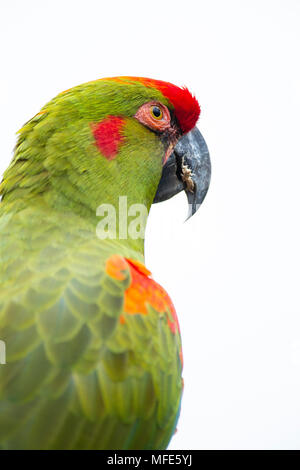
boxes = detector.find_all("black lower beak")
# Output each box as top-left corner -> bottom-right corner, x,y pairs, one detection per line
153,126 -> 211,218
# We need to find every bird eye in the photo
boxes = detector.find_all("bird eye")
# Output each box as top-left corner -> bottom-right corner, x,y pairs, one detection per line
151,105 -> 163,120
135,101 -> 171,133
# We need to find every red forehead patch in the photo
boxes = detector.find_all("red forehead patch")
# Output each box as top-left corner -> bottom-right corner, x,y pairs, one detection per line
91,116 -> 125,160
109,76 -> 200,134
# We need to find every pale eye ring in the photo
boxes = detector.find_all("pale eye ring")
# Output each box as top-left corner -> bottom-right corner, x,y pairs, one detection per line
134,101 -> 171,132
150,105 -> 163,120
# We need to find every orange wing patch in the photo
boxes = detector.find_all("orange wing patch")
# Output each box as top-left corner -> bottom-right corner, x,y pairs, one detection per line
105,254 -> 128,281
105,255 -> 179,334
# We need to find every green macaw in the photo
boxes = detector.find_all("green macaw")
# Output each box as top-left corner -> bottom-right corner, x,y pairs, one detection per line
0,76 -> 210,450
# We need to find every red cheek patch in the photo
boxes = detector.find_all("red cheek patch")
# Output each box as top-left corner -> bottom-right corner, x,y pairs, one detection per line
91,116 -> 125,160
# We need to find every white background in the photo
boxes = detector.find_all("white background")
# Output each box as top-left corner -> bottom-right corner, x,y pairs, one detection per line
1,0 -> 300,450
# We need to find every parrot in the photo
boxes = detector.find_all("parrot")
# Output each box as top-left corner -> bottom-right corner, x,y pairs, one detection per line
0,76 -> 211,450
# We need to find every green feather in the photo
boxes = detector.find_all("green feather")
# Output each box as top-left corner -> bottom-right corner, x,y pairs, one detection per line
0,78 -> 183,449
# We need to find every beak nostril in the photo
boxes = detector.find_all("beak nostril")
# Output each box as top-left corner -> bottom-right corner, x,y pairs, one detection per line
153,126 -> 211,218
181,158 -> 195,193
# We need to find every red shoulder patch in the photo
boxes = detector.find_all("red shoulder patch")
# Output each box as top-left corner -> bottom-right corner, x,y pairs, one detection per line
91,116 -> 125,160
125,258 -> 180,334
105,254 -> 128,280
105,255 -> 179,334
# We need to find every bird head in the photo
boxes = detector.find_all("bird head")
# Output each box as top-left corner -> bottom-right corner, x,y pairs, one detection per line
1,76 -> 210,250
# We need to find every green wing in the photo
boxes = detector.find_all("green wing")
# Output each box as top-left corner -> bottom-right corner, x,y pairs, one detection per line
0,208 -> 182,450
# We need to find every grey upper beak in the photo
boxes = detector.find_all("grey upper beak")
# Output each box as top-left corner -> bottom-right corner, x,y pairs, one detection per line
153,126 -> 211,219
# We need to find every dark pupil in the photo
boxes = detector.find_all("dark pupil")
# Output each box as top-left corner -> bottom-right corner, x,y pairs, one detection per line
152,106 -> 161,118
